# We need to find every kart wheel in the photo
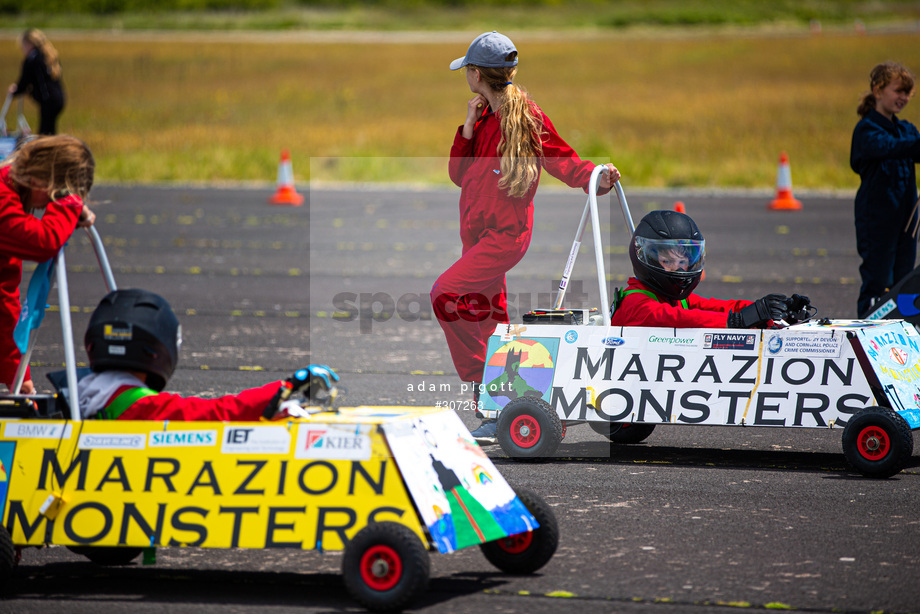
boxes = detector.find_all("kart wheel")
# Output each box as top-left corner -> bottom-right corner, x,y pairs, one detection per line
0,525 -> 14,595
842,407 -> 913,479
67,546 -> 143,566
497,397 -> 563,460
480,487 -> 558,575
342,522 -> 430,612
589,421 -> 656,444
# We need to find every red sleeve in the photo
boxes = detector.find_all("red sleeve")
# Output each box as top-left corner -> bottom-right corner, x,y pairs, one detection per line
611,291 -> 752,328
117,381 -> 281,421
0,190 -> 83,262
538,109 -> 611,195
449,125 -> 475,187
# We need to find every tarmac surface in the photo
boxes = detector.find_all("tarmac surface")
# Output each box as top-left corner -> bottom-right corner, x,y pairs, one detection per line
6,182 -> 920,614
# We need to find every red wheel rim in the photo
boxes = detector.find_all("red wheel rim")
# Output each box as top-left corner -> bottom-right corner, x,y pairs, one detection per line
496,531 -> 533,554
359,544 -> 402,591
856,425 -> 890,461
510,415 -> 541,448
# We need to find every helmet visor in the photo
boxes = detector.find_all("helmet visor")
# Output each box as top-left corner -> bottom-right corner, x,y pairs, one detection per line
634,237 -> 705,275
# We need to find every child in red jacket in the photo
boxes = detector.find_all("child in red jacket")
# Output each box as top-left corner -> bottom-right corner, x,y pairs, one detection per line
0,134 -> 96,393
610,210 -> 804,328
431,31 -> 619,441
78,288 -> 338,421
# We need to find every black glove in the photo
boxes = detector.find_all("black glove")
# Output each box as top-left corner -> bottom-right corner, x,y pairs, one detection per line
784,294 -> 811,324
727,294 -> 789,328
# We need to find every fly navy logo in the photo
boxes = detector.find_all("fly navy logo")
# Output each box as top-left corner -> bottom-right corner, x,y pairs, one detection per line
704,333 -> 757,351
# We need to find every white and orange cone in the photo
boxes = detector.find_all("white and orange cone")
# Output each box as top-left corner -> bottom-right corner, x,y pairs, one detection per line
269,149 -> 304,206
768,151 -> 802,211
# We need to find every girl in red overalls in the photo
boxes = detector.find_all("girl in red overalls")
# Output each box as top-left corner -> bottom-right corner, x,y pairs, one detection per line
430,31 -> 619,441
0,135 -> 96,394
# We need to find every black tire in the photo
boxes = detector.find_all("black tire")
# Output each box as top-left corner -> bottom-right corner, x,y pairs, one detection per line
342,522 -> 430,612
842,407 -> 914,479
479,487 -> 558,575
67,546 -> 143,566
589,421 -> 656,444
497,397 -> 563,460
0,525 -> 15,595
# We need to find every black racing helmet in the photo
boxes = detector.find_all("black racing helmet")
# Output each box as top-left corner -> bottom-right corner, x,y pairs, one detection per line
629,210 -> 705,301
84,289 -> 181,392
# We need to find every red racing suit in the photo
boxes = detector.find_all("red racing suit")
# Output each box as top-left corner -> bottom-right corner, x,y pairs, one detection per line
0,165 -> 84,390
77,370 -> 280,421
610,277 -> 753,328
432,103 -> 608,383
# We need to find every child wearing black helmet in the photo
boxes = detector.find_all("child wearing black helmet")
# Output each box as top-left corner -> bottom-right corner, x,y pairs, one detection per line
611,210 -> 805,328
79,288 -> 337,421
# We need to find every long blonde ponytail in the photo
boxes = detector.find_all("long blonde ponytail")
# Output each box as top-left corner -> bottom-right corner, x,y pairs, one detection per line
21,28 -> 62,81
473,65 -> 544,198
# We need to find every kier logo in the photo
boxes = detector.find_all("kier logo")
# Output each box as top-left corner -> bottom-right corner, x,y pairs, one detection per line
305,431 -> 326,449
295,424 -> 372,460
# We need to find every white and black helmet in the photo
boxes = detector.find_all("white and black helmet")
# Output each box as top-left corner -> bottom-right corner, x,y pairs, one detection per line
84,289 -> 181,392
629,210 -> 705,301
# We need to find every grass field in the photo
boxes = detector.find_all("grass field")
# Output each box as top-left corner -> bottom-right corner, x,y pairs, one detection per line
3,26 -> 920,189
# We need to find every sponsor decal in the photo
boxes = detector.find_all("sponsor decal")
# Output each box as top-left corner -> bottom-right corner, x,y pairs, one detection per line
103,323 -> 132,340
149,429 -> 217,448
564,330 -> 578,344
767,333 -> 842,357
703,333 -> 756,351
868,298 -> 897,319
767,335 -> 783,354
295,424 -> 372,461
221,426 -> 291,455
648,334 -> 698,349
3,422 -> 72,439
0,441 -> 13,514
602,336 -> 626,347
79,433 -> 146,450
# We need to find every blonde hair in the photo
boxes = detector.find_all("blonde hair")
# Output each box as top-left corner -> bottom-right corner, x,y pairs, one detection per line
858,61 -> 915,118
2,135 -> 95,205
470,64 -> 544,198
20,28 -> 62,81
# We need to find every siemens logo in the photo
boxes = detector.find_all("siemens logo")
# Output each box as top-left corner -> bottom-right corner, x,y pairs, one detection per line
149,430 -> 217,448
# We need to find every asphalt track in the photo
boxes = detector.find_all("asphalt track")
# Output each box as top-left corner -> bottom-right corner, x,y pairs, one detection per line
6,182 -> 920,614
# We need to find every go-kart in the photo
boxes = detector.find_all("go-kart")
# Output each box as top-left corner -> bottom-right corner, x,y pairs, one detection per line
477,166 -> 919,478
0,229 -> 558,612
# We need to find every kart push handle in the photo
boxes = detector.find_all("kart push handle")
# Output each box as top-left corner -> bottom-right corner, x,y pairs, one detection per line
553,165 -> 630,325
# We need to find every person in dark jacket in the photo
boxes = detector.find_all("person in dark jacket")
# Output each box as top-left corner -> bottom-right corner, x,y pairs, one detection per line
850,61 -> 920,318
8,28 -> 66,135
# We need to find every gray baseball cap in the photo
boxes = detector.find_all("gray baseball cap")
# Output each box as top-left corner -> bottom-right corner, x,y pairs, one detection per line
450,31 -> 518,71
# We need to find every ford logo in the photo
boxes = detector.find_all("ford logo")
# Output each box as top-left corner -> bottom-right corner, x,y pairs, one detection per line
602,337 -> 625,347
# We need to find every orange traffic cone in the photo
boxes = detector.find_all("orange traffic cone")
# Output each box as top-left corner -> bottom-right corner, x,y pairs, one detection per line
768,152 -> 802,211
269,149 -> 304,206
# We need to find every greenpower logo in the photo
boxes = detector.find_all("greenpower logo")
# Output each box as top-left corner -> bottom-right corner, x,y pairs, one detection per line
648,335 -> 696,346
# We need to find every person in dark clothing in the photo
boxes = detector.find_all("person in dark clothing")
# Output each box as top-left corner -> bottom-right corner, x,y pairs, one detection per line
8,28 -> 65,135
850,61 -> 920,318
